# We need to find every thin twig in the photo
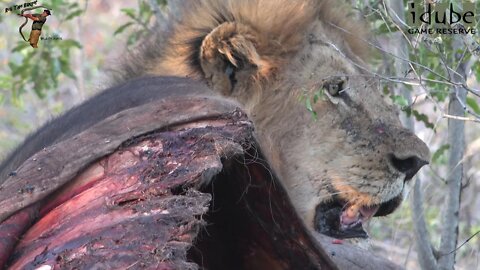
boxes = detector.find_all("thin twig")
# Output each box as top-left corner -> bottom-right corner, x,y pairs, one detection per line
328,22 -> 480,98
442,114 -> 480,123
328,22 -> 451,82
381,0 -> 413,48
440,230 -> 480,256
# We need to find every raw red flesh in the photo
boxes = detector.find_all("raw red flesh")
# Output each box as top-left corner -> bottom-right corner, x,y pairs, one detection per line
7,131 -> 212,269
0,119 -> 337,269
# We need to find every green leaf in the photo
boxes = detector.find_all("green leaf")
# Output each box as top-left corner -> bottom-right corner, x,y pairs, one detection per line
59,58 -> 76,79
126,30 -> 146,46
466,97 -> 480,114
12,43 -> 30,53
432,144 -> 449,164
0,75 -> 13,90
392,95 -> 409,107
139,0 -> 152,19
8,62 -> 20,73
382,85 -> 390,95
474,61 -> 480,82
305,97 -> 318,120
313,89 -> 324,104
157,0 -> 168,6
114,22 -> 135,36
52,58 -> 61,78
64,10 -> 84,21
121,8 -> 137,19
305,97 -> 313,112
412,109 -> 435,129
61,39 -> 82,49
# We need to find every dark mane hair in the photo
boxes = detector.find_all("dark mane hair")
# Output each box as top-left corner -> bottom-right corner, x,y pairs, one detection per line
113,0 -> 368,84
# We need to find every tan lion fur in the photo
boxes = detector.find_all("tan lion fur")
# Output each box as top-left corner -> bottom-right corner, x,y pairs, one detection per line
117,0 -> 368,81
117,0 -> 430,230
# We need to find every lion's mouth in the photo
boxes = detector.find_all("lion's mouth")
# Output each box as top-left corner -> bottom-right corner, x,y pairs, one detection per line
314,194 -> 402,239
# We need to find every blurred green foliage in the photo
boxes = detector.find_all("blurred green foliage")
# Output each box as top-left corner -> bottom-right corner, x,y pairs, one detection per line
1,0 -> 169,106
304,1 -> 480,138
354,0 -> 480,131
114,0 -> 167,46
2,0 -> 84,106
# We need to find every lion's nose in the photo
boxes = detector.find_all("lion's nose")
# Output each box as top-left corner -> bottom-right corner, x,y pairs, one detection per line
389,154 -> 429,181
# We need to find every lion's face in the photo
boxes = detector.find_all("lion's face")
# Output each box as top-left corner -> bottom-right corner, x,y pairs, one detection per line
161,0 -> 431,239
258,27 -> 430,238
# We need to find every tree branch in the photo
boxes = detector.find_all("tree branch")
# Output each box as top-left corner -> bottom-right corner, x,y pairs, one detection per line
438,47 -> 467,270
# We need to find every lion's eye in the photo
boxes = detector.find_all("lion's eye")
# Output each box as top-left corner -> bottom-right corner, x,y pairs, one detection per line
325,78 -> 346,97
225,64 -> 237,89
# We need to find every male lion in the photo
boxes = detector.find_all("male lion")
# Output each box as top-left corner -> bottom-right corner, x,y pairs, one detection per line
0,0 -> 430,243
116,0 -> 431,238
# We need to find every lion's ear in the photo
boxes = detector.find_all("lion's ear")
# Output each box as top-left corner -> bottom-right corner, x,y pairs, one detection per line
200,22 -> 263,95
